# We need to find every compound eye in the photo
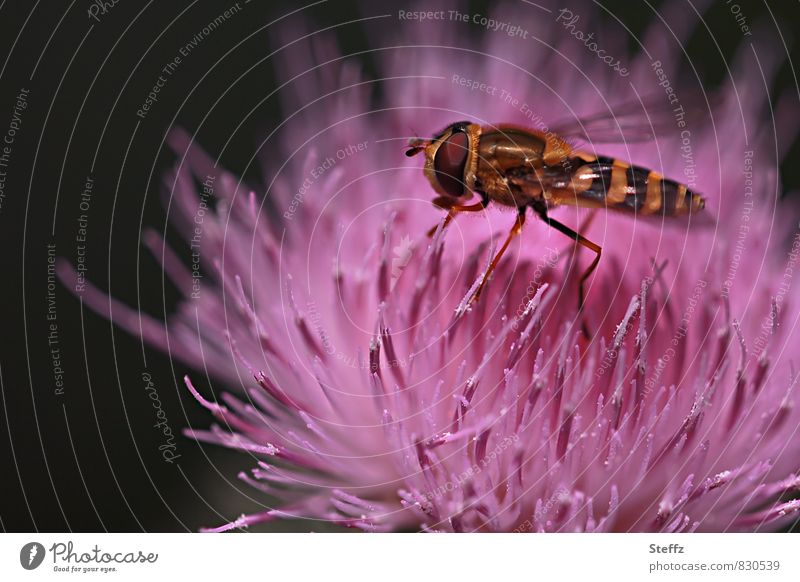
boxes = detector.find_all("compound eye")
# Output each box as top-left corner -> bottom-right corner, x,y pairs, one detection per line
433,131 -> 469,196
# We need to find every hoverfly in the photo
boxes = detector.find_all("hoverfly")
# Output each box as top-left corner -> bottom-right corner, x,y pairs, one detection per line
406,104 -> 707,331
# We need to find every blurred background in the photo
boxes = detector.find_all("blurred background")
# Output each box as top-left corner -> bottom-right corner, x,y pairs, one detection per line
0,0 -> 798,532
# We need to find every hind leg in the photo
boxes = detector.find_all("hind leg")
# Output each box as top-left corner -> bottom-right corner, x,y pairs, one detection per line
535,208 -> 601,337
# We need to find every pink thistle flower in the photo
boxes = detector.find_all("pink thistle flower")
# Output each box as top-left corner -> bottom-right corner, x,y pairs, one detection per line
60,1 -> 800,532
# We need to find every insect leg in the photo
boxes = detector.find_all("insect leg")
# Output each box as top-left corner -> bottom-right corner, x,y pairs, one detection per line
427,194 -> 489,238
536,210 -> 601,336
470,207 -> 527,304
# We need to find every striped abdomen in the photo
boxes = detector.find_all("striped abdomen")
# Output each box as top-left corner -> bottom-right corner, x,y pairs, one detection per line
543,155 -> 705,217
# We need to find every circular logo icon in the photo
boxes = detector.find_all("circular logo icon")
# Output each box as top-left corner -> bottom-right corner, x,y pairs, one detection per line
20,542 -> 46,570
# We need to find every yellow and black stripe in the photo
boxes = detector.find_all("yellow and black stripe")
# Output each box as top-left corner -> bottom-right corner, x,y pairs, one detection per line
545,155 -> 705,217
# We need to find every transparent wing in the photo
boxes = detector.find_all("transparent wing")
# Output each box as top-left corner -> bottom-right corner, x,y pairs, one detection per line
549,91 -> 719,144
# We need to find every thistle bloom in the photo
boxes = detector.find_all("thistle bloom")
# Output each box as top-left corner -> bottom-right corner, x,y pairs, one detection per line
61,1 -> 800,532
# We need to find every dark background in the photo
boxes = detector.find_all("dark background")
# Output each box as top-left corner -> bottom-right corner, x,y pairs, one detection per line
0,0 -> 797,532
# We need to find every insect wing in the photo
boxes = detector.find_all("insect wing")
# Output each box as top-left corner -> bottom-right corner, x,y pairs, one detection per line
548,91 -> 718,145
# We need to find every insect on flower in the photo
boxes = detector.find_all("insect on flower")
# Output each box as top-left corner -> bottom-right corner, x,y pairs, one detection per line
406,105 -> 707,331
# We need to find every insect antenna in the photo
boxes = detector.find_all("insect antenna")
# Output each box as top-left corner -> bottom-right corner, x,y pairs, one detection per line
405,128 -> 428,156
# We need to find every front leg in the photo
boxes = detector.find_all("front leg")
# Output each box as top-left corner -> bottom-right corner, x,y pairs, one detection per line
427,193 -> 490,238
